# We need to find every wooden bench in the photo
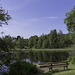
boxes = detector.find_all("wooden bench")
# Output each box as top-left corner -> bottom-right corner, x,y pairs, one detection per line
49,62 -> 69,72
35,62 -> 69,73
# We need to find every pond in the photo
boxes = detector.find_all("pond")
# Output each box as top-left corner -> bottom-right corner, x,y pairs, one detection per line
0,50 -> 69,74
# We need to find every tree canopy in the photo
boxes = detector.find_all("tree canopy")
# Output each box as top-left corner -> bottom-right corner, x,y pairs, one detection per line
64,6 -> 75,33
0,7 -> 11,26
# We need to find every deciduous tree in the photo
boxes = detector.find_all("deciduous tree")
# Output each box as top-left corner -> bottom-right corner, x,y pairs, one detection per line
0,7 -> 11,26
64,6 -> 75,33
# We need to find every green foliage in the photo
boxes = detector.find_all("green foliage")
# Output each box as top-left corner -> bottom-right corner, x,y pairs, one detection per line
37,36 -> 43,48
42,39 -> 49,48
28,35 -> 38,48
68,56 -> 75,64
0,7 -> 11,26
3,72 -> 8,75
3,35 -> 14,50
33,35 -> 38,48
0,29 -> 74,51
64,6 -> 75,32
15,36 -> 28,49
0,38 -> 8,51
56,30 -> 64,48
16,37 -> 25,49
49,29 -> 57,48
8,61 -> 37,75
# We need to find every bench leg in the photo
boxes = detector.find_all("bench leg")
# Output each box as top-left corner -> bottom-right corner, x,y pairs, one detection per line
64,66 -> 65,70
49,68 -> 52,72
64,66 -> 68,70
66,62 -> 68,70
66,66 -> 68,70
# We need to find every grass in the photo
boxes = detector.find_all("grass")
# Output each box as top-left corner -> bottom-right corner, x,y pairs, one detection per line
52,64 -> 75,75
53,70 -> 75,75
11,48 -> 74,51
39,72 -> 52,75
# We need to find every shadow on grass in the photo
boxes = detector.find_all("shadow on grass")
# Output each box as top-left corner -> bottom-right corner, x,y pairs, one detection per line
51,68 -> 75,74
38,72 -> 52,75
36,69 -> 75,75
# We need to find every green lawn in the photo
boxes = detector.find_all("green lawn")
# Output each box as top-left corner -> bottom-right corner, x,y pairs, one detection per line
53,70 -> 75,75
52,64 -> 75,75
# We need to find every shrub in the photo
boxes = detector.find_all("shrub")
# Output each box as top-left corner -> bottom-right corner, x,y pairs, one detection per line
67,56 -> 75,64
71,56 -> 75,64
8,61 -> 37,75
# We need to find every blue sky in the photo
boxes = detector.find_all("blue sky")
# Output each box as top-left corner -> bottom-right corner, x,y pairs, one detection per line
0,0 -> 75,38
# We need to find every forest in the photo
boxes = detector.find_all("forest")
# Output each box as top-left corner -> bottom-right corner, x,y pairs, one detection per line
0,29 -> 74,51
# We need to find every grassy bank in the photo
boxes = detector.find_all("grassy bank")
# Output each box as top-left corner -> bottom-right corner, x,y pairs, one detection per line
11,48 -> 74,51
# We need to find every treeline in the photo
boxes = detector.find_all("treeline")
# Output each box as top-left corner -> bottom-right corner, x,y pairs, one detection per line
28,29 -> 73,49
0,29 -> 74,51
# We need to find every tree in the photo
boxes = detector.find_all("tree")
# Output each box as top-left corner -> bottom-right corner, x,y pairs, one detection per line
28,35 -> 38,48
0,38 -> 8,51
3,35 -> 14,50
49,29 -> 57,48
1,31 -> 4,37
16,35 -> 21,40
64,6 -> 75,33
37,37 -> 42,48
63,34 -> 73,47
57,30 -> 64,48
24,39 -> 28,49
28,36 -> 34,48
33,35 -> 38,48
42,39 -> 49,48
0,7 -> 11,26
16,37 -> 25,49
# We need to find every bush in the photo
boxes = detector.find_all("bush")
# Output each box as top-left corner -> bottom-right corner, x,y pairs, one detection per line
71,56 -> 75,64
8,61 -> 37,75
67,56 -> 75,64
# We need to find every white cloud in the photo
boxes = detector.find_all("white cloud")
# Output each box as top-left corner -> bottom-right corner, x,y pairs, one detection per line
28,18 -> 40,22
17,16 -> 59,24
27,16 -> 59,22
26,16 -> 59,22
43,17 -> 59,19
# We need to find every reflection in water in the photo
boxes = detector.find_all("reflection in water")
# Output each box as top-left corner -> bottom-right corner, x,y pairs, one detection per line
0,50 -> 69,74
26,59 -> 31,63
25,51 -> 69,63
0,51 -> 69,65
